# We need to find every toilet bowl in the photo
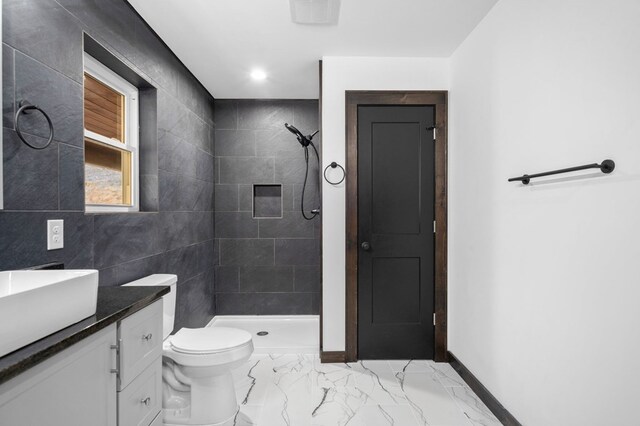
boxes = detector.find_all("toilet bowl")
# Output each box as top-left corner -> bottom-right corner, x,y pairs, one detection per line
124,275 -> 254,426
162,327 -> 253,425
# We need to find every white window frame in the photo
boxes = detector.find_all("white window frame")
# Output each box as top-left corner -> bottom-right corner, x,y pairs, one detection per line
83,53 -> 139,213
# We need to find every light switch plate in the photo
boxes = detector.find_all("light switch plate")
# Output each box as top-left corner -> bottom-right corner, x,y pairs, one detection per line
47,219 -> 64,250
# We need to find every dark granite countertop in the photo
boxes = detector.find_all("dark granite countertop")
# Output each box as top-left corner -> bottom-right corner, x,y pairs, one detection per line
0,285 -> 169,385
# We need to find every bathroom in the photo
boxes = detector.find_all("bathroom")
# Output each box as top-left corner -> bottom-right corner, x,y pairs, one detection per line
1,0 -> 639,425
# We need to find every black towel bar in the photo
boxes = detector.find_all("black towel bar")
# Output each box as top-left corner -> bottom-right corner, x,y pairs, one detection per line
508,159 -> 615,185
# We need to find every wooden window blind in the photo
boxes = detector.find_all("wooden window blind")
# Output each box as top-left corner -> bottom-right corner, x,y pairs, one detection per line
83,73 -> 125,143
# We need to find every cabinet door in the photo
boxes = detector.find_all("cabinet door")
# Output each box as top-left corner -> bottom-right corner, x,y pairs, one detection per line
0,325 -> 117,426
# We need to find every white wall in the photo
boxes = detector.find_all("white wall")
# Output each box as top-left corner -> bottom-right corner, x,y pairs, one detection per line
449,1 -> 640,425
321,57 -> 449,351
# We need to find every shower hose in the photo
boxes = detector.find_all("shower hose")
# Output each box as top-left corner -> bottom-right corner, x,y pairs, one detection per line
301,141 -> 321,220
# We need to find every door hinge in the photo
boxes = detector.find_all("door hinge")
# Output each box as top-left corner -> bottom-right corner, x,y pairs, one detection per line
433,220 -> 436,234
433,313 -> 436,326
427,126 -> 436,141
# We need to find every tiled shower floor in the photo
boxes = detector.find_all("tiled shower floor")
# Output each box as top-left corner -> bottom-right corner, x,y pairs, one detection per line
225,354 -> 502,426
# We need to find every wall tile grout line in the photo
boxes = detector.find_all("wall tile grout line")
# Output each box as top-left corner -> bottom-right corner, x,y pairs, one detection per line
4,44 -> 84,87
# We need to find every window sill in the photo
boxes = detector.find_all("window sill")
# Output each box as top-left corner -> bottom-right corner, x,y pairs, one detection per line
85,205 -> 139,214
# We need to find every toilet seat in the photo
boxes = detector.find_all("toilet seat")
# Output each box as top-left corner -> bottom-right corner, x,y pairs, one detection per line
170,327 -> 252,354
163,327 -> 254,367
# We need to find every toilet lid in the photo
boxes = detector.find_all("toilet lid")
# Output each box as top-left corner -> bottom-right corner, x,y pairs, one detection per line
169,327 -> 252,354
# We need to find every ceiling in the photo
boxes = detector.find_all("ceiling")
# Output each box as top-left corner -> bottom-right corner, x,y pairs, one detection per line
127,0 -> 498,99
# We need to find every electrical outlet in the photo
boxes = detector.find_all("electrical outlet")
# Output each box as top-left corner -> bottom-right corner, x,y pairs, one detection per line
47,220 -> 64,250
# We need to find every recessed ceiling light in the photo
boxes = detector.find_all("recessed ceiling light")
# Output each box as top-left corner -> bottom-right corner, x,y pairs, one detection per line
250,69 -> 267,81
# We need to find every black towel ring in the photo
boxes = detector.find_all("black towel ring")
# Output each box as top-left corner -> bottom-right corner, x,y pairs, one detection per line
323,162 -> 346,185
15,100 -> 54,150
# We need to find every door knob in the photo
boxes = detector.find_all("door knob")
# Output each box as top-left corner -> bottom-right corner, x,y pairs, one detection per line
361,242 -> 371,251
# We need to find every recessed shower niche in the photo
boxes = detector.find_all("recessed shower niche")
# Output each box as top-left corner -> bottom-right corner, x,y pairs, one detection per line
253,184 -> 283,219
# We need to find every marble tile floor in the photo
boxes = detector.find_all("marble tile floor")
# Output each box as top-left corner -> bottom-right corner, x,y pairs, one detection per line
222,354 -> 502,426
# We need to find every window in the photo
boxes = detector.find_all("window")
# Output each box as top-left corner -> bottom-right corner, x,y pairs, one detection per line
83,53 -> 139,212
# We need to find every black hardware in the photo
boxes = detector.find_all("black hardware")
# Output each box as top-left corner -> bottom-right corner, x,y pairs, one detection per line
285,123 -> 321,220
324,162 -> 346,185
284,123 -> 318,148
15,100 -> 55,150
361,241 -> 371,251
508,159 -> 615,185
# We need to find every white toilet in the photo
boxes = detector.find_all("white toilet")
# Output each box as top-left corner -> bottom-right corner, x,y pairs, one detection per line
125,274 -> 254,426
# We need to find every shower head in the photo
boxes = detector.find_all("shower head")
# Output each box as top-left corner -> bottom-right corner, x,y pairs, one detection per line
284,123 -> 318,147
284,123 -> 308,147
284,123 -> 321,220
285,123 -> 303,138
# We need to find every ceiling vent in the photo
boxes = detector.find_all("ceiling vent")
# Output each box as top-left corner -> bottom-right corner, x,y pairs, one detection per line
289,0 -> 341,25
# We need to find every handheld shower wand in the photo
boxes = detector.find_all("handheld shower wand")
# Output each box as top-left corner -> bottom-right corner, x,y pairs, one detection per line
284,123 -> 320,220
284,123 -> 318,147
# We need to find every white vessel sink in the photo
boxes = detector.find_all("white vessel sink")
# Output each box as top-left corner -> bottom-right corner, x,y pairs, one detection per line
0,270 -> 99,358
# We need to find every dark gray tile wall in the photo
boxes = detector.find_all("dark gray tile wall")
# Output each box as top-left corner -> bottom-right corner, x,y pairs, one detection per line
1,0 -> 216,331
214,100 -> 321,315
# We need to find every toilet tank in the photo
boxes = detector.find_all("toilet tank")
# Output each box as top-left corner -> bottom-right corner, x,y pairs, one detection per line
123,274 -> 177,339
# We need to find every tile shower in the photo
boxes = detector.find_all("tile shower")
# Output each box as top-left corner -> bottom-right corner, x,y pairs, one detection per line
214,100 -> 321,315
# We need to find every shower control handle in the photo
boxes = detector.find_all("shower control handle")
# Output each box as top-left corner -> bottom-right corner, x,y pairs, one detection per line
361,242 -> 371,251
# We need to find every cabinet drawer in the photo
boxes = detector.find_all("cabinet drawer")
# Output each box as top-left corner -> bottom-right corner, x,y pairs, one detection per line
118,357 -> 162,426
118,300 -> 163,390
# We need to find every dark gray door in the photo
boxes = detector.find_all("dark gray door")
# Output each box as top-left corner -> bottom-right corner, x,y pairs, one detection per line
358,105 -> 435,359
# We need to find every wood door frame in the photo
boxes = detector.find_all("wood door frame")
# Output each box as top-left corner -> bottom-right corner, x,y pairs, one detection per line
345,90 -> 448,362
318,60 -> 324,354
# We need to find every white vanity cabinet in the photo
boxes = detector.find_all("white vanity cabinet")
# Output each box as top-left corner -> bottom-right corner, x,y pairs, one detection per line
116,300 -> 163,426
0,299 -> 164,426
0,325 -> 118,426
